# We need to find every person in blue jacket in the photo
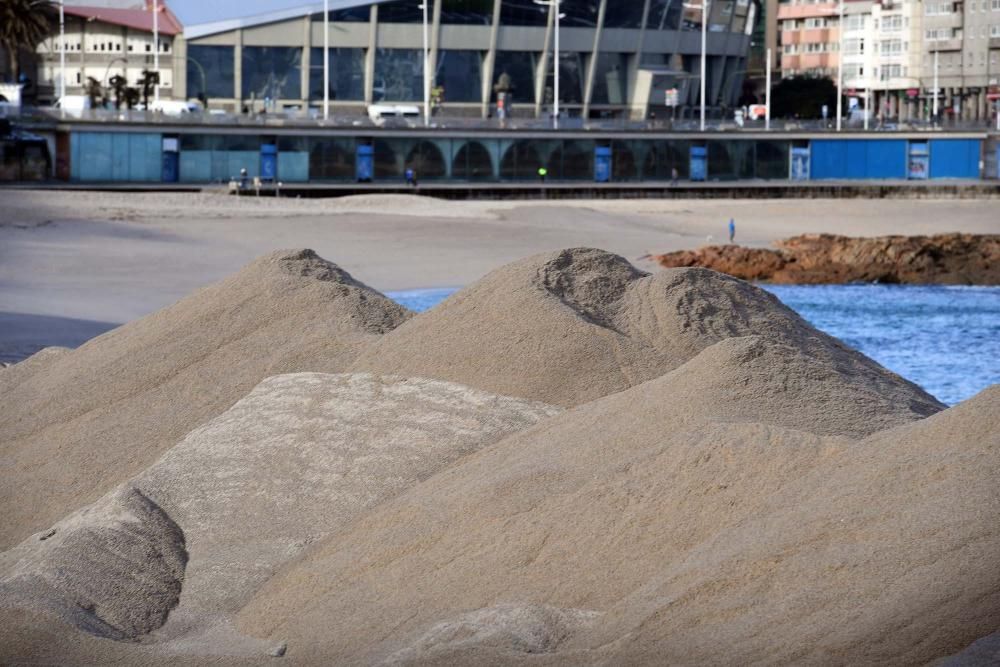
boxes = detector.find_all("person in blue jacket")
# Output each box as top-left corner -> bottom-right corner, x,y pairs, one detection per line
728,218 -> 736,244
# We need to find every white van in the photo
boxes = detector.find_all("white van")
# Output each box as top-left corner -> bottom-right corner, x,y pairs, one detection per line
148,99 -> 203,115
367,104 -> 422,126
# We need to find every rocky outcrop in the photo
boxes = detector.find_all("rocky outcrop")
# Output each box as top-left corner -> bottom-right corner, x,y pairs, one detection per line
656,233 -> 1000,284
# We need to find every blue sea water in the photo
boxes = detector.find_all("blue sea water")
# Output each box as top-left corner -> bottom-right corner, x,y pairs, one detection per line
388,285 -> 1000,406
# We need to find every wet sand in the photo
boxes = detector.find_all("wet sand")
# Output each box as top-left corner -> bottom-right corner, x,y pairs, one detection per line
1,189 -> 997,361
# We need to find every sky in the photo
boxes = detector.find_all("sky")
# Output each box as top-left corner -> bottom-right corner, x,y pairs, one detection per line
166,0 -> 317,26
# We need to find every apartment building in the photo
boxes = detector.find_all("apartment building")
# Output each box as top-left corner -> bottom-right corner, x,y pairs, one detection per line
778,0 -> 841,78
842,0 -> 923,120
923,0 -> 1000,120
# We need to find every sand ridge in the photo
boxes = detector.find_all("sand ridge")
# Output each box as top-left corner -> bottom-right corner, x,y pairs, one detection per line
352,247 -> 943,423
0,249 -> 411,550
1,246 -> 994,666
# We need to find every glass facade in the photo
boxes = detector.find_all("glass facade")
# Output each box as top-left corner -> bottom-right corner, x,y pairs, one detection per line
309,47 -> 366,101
648,0 -> 683,31
377,0 -> 425,22
441,0 -> 495,25
435,50 -> 484,103
604,3 -> 645,29
544,52 -> 585,104
242,47 -> 302,100
492,51 -> 539,104
499,0 -> 549,26
591,53 -> 628,105
312,6 -> 372,21
374,48 -> 423,102
187,45 -> 235,99
561,0 -> 600,28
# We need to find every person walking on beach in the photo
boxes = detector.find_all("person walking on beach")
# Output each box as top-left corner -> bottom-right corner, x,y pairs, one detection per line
728,218 -> 736,244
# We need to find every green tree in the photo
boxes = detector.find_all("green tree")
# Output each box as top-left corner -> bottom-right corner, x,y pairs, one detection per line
0,0 -> 56,81
770,76 -> 837,119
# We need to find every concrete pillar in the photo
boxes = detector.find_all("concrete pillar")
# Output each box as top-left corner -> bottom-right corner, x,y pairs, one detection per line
365,4 -> 377,106
429,0 -> 443,94
234,29 -> 243,107
480,0 -> 502,117
173,35 -> 187,100
628,0 -> 653,119
582,0 -> 608,117
301,14 -> 311,108
535,4 -> 554,118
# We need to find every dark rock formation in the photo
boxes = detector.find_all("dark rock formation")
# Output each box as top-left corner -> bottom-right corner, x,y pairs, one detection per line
655,233 -> 1000,284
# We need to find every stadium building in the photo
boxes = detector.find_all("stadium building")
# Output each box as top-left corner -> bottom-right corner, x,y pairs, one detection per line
173,0 -> 758,119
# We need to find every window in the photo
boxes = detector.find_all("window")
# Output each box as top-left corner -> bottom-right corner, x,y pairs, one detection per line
373,48 -> 423,101
187,45 -> 235,98
500,0 -> 550,26
377,1 -> 424,22
440,0 -> 494,25
242,47 -> 303,99
992,24 -> 1000,35
434,50 -> 484,102
590,52 -> 628,105
492,51 -> 539,103
309,47 -> 366,101
604,2 -> 645,28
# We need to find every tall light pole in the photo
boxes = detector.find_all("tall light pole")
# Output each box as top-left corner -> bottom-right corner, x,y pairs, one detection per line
422,1 -> 430,126
534,0 -> 561,129
836,0 -> 843,131
323,0 -> 329,120
933,49 -> 939,122
152,0 -> 159,102
765,47 -> 771,130
701,0 -> 708,131
59,0 -> 66,100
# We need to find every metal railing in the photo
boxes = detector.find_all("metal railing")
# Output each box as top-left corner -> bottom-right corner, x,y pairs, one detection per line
3,105 -> 998,134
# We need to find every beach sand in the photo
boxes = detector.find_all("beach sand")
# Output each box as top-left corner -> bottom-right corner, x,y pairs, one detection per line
2,190 -> 998,334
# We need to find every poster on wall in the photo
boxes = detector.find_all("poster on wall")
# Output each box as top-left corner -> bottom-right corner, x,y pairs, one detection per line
790,147 -> 810,180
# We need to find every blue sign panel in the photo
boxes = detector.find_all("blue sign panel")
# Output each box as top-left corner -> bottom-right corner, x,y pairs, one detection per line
356,144 -> 374,182
790,147 -> 810,180
689,146 -> 707,182
594,146 -> 611,183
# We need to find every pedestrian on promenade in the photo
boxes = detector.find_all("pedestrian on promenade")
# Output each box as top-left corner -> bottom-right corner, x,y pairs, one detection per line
728,218 -> 736,244
671,167 -> 679,186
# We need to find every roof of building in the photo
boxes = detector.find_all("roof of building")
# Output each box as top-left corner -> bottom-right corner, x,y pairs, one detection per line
63,4 -> 184,36
170,0 -> 391,39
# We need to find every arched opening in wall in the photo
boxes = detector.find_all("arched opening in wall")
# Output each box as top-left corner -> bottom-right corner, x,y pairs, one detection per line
551,140 -> 594,180
754,141 -> 789,180
500,141 -> 541,180
611,141 -> 638,181
405,141 -> 447,180
309,138 -> 355,180
453,141 -> 494,181
708,142 -> 734,180
373,139 -> 401,179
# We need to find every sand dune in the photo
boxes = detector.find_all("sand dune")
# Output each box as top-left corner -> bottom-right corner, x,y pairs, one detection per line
353,247 -> 942,422
235,377 -> 998,665
0,249 -> 410,550
1,247 -> 993,666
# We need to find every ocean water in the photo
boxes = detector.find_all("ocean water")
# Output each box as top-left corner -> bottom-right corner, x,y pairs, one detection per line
388,285 -> 1000,406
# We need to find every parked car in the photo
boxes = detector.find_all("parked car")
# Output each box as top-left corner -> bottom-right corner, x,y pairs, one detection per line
367,104 -> 421,126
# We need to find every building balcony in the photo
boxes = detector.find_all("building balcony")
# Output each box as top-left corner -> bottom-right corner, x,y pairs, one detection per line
776,2 -> 838,19
927,38 -> 962,51
990,37 -> 1000,50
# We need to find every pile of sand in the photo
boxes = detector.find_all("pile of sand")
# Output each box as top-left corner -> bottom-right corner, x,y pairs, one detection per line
0,249 -> 410,550
1,246 -> 994,666
234,374 -> 998,665
0,372 -> 557,658
352,248 -> 943,419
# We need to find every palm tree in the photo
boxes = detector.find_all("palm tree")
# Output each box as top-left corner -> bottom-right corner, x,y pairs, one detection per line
0,0 -> 56,82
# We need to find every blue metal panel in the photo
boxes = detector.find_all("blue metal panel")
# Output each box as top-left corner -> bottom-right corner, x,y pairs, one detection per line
845,141 -> 868,179
865,140 -> 907,179
929,139 -> 980,179
809,140 -> 847,179
78,133 -> 113,181
111,133 -> 130,181
162,152 -> 179,182
180,150 -> 212,182
277,152 -> 309,182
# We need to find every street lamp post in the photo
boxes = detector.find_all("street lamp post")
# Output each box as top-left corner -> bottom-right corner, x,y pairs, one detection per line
323,0 -> 329,120
152,0 -> 159,103
701,0 -> 708,131
533,0 -> 562,129
422,1 -> 430,126
59,0 -> 66,100
836,0 -> 843,131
